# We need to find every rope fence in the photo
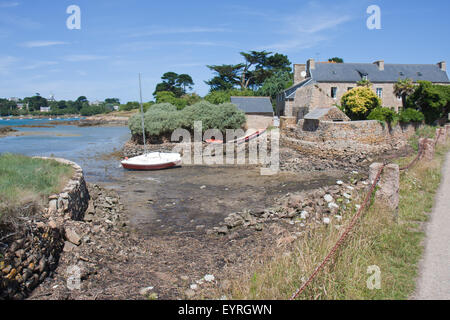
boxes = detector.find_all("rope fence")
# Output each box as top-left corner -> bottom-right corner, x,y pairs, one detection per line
290,128 -> 446,300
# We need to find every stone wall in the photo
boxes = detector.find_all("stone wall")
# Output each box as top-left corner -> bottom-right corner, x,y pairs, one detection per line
39,158 -> 90,221
282,120 -> 421,162
0,158 -> 90,300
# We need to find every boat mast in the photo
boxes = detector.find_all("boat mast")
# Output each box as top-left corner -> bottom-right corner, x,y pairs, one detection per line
138,73 -> 147,155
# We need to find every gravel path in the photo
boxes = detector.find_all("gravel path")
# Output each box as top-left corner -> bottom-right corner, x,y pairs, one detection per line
414,151 -> 450,300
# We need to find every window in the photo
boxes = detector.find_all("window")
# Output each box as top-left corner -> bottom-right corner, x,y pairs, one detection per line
347,87 -> 353,91
331,87 -> 338,99
376,88 -> 383,99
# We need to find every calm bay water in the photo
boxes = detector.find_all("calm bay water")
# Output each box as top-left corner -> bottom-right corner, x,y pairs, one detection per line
0,118 -> 131,182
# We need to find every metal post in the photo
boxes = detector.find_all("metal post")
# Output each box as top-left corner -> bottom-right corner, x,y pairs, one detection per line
139,73 -> 147,155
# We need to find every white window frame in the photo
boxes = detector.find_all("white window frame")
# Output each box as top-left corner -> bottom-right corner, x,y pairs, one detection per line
376,88 -> 383,99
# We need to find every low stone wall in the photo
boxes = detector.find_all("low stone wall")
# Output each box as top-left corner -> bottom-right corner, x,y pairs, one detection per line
40,158 -> 90,221
0,158 -> 90,300
282,120 -> 421,162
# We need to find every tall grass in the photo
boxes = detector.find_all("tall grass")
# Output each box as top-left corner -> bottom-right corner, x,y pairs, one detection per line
0,154 -> 73,222
215,142 -> 449,300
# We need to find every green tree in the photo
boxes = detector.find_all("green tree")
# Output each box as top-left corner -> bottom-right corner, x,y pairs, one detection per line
23,95 -> 48,111
257,71 -> 293,100
328,57 -> 344,63
176,74 -> 194,93
153,72 -> 194,97
205,64 -> 243,91
340,87 -> 381,120
406,81 -> 450,124
105,98 -> 120,104
205,51 -> 291,92
394,78 -> 415,109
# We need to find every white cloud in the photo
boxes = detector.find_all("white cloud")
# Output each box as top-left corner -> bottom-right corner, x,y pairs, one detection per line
21,61 -> 59,70
252,2 -> 355,51
0,56 -> 18,75
20,41 -> 69,48
129,26 -> 230,38
120,40 -> 235,52
64,55 -> 108,62
0,1 -> 19,8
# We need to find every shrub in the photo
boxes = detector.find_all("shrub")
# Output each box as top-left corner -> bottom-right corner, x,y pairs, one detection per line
128,101 -> 246,141
181,101 -> 246,133
340,87 -> 381,120
128,103 -> 182,137
367,107 -> 398,123
398,108 -> 425,123
204,89 -> 256,105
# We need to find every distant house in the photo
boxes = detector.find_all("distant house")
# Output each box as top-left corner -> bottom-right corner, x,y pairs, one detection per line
113,105 -> 119,111
16,103 -> 25,110
40,106 -> 51,113
89,100 -> 102,106
230,96 -> 274,116
277,59 -> 450,120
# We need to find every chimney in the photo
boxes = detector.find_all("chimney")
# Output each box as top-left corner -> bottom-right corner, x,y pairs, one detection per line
306,59 -> 315,76
437,61 -> 446,71
374,60 -> 384,71
293,64 -> 307,83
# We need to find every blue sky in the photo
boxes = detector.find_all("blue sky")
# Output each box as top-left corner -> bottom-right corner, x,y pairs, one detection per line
0,0 -> 449,102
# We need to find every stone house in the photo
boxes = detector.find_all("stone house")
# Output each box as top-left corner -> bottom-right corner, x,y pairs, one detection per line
277,59 -> 450,120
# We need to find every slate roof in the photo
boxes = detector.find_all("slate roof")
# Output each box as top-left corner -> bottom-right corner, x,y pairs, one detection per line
230,96 -> 274,113
311,63 -> 450,83
284,78 -> 313,99
304,108 -> 333,120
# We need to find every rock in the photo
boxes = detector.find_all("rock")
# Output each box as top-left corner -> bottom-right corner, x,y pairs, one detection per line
276,236 -> 297,246
343,193 -> 352,199
204,274 -> 215,282
336,180 -> 344,185
324,194 -> 333,203
328,202 -> 339,209
254,224 -> 263,231
300,211 -> 309,220
217,227 -> 229,235
63,241 -> 78,252
48,219 -> 58,229
323,218 -> 331,224
185,289 -> 196,298
65,228 -> 81,245
190,284 -> 198,290
139,286 -> 154,296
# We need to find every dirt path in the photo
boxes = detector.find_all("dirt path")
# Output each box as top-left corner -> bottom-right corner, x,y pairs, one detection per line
414,151 -> 450,300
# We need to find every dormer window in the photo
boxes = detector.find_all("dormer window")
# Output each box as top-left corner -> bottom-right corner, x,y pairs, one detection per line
399,72 -> 404,76
362,75 -> 368,81
417,72 -> 423,76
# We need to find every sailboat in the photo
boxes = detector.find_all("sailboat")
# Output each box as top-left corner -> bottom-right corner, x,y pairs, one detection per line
121,74 -> 181,171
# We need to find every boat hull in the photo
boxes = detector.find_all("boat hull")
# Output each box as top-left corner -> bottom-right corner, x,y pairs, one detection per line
121,160 -> 181,171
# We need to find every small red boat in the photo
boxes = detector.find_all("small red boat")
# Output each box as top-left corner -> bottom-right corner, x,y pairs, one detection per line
121,152 -> 182,171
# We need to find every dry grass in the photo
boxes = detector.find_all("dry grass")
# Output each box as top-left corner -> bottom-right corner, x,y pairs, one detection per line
213,141 -> 449,300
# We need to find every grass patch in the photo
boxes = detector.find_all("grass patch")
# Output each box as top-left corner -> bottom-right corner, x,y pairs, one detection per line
0,153 -> 73,223
408,125 -> 436,151
217,141 -> 449,300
